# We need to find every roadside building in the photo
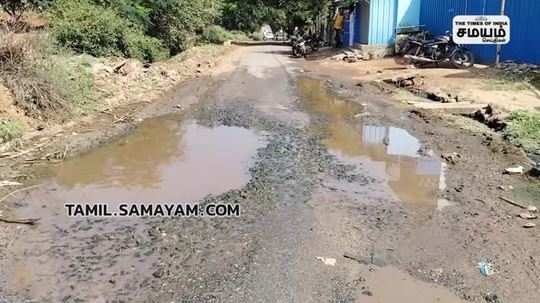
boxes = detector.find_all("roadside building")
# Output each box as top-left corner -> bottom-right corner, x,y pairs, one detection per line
336,0 -> 421,56
420,0 -> 540,64
336,0 -> 539,64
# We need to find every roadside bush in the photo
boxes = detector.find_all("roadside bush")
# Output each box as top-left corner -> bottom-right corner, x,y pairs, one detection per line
147,0 -> 221,54
49,0 -> 168,62
123,30 -> 169,62
202,26 -> 252,44
0,119 -> 24,143
202,25 -> 231,44
49,0 -> 126,57
0,0 -> 44,29
229,30 -> 249,41
249,31 -> 263,41
504,111 -> 540,153
0,33 -> 96,119
0,34 -> 28,67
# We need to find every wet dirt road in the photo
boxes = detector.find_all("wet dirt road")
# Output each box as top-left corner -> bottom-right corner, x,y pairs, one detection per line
0,46 -> 535,303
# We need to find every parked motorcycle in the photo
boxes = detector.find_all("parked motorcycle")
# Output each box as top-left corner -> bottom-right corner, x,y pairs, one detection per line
291,36 -> 306,57
400,31 -> 474,68
291,34 -> 322,58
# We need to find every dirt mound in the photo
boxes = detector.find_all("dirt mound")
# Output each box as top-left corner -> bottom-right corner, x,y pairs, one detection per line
469,104 -> 509,131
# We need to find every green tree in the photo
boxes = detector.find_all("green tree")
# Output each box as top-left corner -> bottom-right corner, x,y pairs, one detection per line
0,0 -> 46,25
146,0 -> 222,54
220,0 -> 328,34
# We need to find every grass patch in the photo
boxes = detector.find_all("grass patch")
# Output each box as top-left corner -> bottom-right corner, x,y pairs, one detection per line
0,33 -> 97,120
504,111 -> 540,153
0,119 -> 24,143
485,69 -> 540,91
483,78 -> 530,91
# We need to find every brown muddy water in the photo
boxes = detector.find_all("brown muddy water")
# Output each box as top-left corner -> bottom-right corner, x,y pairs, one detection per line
50,114 -> 264,203
2,113 -> 266,301
2,71 -> 453,302
298,77 -> 445,209
358,265 -> 465,303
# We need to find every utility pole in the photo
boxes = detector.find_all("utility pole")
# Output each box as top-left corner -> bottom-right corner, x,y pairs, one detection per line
495,0 -> 506,66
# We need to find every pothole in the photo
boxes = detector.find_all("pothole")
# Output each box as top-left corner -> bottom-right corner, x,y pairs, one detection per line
3,113 -> 267,301
298,77 -> 444,208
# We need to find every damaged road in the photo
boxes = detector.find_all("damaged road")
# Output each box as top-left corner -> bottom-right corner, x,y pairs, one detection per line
0,46 -> 539,303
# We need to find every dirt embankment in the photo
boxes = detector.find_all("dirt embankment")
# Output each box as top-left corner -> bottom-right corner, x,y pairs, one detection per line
0,44 -> 238,168
0,44 -> 241,225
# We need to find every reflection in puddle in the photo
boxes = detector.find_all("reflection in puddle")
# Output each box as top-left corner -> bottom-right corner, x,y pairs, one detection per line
298,77 -> 443,208
4,114 -> 266,301
52,114 -> 265,203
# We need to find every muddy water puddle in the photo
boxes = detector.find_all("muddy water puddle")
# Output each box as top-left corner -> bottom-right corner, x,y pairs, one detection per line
50,114 -> 264,203
359,266 -> 465,303
298,77 -> 444,208
3,113 -> 266,301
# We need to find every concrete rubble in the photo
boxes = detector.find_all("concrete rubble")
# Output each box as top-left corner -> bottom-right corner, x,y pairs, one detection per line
470,105 -> 509,131
331,48 -> 367,63
497,61 -> 539,75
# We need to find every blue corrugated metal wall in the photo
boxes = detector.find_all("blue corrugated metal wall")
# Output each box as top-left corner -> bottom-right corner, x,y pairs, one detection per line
502,0 -> 540,63
343,15 -> 351,47
369,0 -> 398,45
353,5 -> 362,44
420,0 -> 540,64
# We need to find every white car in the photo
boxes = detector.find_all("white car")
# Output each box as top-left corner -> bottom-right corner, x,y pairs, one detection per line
263,31 -> 275,41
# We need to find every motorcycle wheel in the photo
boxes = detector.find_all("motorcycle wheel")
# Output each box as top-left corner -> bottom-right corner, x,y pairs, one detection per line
451,50 -> 474,69
300,46 -> 307,58
401,45 -> 421,65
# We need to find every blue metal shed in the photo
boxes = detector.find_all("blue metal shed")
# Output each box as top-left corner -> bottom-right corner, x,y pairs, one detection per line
367,0 -> 397,45
343,0 -> 422,48
419,0 -> 540,64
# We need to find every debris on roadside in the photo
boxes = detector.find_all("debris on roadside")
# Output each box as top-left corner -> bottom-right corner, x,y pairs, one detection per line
383,77 -> 465,104
518,213 -> 538,220
498,185 -> 514,191
469,105 -> 508,131
499,196 -> 529,209
484,293 -> 502,303
316,256 -> 337,266
497,61 -> 539,75
113,59 -> 143,77
343,252 -> 387,267
331,48 -> 367,63
0,180 -> 22,187
361,290 -> 373,296
531,162 -> 540,177
478,260 -> 495,276
498,196 -> 538,227
441,152 -> 462,165
504,165 -> 525,175
0,216 -> 40,225
523,222 -> 536,228
382,75 -> 417,88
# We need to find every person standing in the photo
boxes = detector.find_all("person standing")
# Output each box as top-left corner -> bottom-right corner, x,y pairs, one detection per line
333,8 -> 344,48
